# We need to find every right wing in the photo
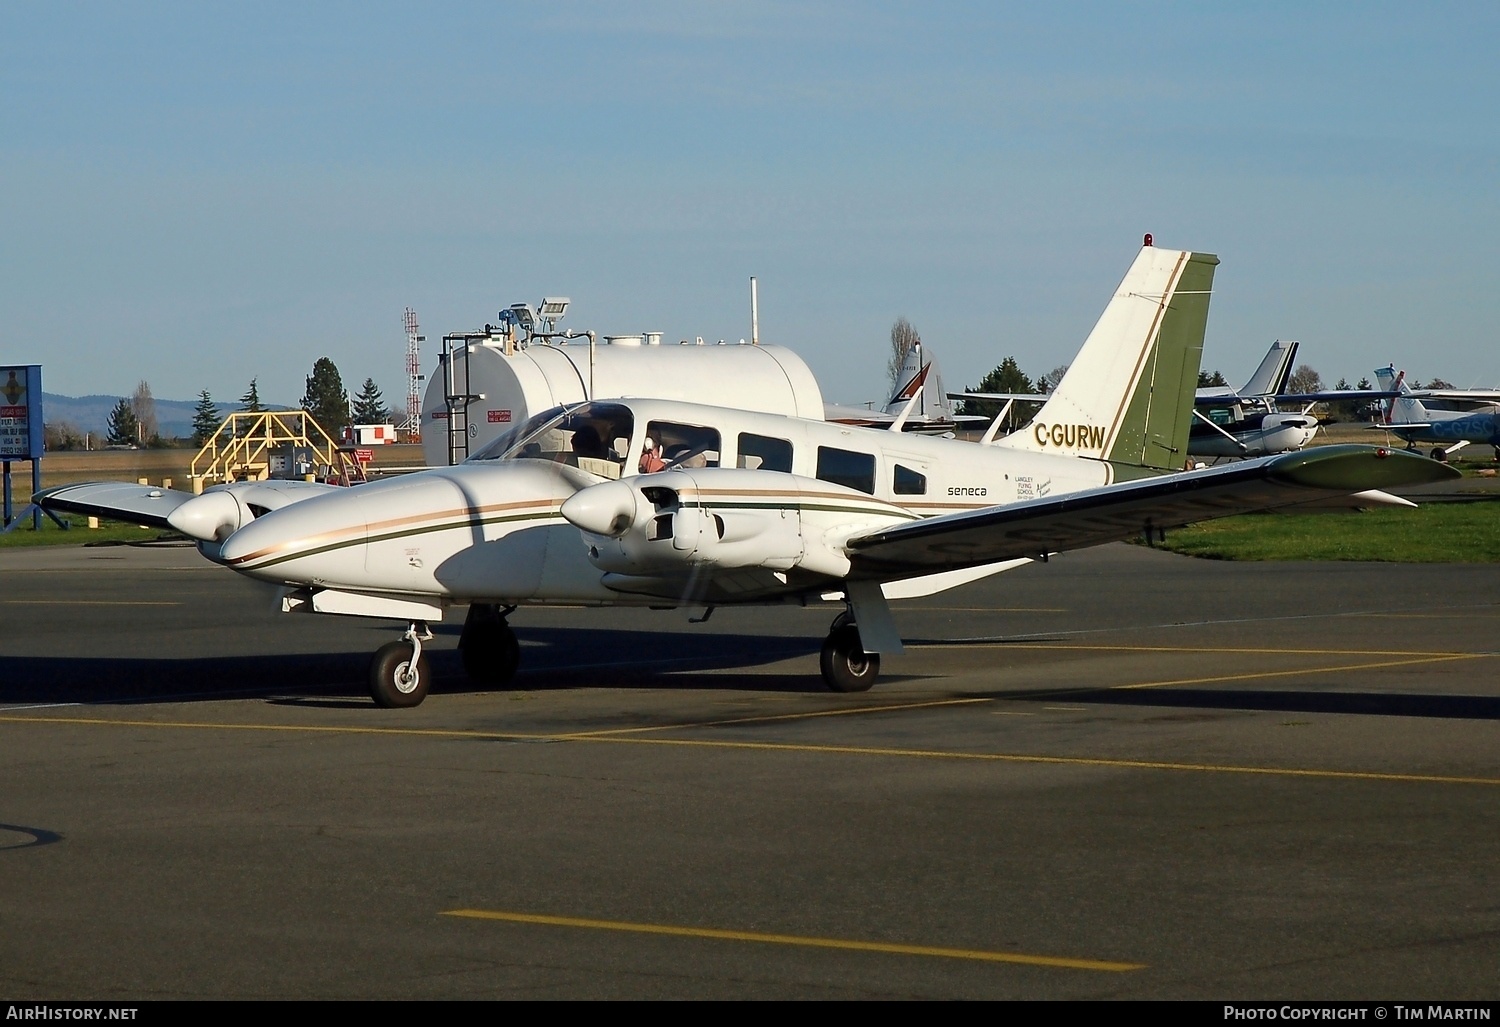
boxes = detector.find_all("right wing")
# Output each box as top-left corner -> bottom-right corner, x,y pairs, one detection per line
33,481 -> 198,530
845,445 -> 1455,578
35,479 -> 345,538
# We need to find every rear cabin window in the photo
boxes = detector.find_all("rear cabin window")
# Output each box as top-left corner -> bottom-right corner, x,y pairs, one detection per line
737,433 -> 793,472
647,421 -> 721,469
816,447 -> 876,495
893,464 -> 927,495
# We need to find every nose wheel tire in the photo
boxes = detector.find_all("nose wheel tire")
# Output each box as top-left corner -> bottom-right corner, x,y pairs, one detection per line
370,641 -> 432,708
820,624 -> 879,693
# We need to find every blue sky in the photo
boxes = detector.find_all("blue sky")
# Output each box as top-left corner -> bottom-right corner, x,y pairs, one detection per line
4,2 -> 1498,408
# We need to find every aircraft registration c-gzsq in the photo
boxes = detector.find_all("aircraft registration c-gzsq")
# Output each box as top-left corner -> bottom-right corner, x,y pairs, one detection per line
37,242 -> 1458,707
1372,365 -> 1500,460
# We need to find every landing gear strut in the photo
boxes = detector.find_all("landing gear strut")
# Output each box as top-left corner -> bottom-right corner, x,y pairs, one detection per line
459,603 -> 520,687
820,611 -> 879,693
369,621 -> 433,708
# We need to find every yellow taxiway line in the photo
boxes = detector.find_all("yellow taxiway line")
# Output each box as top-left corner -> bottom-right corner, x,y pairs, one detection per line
0,600 -> 183,606
442,909 -> 1144,972
6,712 -> 1499,787
917,641 -> 1493,658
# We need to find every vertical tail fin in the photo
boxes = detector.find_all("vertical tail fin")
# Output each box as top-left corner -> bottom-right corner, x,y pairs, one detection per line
881,341 -> 953,422
997,244 -> 1218,470
1241,340 -> 1299,398
1375,365 -> 1426,424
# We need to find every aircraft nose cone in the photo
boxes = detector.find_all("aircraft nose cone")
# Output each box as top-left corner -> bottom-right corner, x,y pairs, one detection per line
561,479 -> 638,537
167,491 -> 241,542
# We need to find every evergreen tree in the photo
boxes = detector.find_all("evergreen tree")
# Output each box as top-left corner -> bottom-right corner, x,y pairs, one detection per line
301,357 -> 351,435
1355,377 -> 1377,421
351,377 -> 389,424
1197,369 -> 1228,388
106,399 -> 140,446
192,390 -> 221,446
239,378 -> 263,413
959,357 -> 1035,421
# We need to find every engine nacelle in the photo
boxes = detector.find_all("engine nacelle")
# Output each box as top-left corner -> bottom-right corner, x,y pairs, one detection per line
169,480 -> 345,551
560,468 -> 898,580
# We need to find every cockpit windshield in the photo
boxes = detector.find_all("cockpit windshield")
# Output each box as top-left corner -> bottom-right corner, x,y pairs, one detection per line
466,402 -> 636,480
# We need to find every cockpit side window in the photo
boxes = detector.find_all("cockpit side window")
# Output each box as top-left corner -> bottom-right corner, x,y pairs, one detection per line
469,402 -> 634,479
646,421 -> 721,470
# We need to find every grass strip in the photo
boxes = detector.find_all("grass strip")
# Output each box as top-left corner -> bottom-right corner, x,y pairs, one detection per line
1155,500 -> 1500,562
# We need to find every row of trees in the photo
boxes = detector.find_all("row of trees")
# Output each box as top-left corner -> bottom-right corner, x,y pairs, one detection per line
45,360 -> 394,450
885,319 -> 1432,426
184,361 -> 392,445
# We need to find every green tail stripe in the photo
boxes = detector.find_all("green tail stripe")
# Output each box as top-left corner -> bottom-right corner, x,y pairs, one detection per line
1106,252 -> 1218,469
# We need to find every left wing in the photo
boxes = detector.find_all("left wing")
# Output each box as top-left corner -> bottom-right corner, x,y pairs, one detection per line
846,445 -> 1455,578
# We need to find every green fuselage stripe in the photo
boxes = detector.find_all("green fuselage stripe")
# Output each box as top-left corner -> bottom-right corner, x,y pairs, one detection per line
236,497 -> 922,572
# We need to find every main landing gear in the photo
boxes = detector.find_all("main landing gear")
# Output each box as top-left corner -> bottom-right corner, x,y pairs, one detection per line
820,610 -> 879,693
369,621 -> 434,708
367,604 -> 521,708
458,603 -> 520,687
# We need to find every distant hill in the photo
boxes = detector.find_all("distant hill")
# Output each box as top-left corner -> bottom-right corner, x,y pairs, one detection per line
41,393 -> 293,440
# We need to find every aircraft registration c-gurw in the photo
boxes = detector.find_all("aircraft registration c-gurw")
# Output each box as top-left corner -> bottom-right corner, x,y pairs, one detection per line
37,242 -> 1457,707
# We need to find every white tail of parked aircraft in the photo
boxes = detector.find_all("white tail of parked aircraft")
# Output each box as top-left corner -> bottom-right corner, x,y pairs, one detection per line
881,340 -> 955,422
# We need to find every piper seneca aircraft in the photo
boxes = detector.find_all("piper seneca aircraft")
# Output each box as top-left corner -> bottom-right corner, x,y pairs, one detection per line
37,241 -> 1456,707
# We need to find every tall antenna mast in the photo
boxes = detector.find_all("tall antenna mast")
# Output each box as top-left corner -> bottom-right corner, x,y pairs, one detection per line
402,307 -> 423,442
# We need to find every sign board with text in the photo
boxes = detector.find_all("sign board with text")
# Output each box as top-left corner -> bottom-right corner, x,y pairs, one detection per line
0,365 -> 43,460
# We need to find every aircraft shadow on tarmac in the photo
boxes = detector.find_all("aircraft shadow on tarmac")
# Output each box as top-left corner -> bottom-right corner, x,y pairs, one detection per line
956,684 -> 1500,721
6,626 -> 1494,719
0,627 -> 829,707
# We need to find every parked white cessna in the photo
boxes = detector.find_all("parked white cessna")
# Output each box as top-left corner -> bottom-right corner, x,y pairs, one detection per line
37,243 -> 1455,707
1190,340 -> 1321,459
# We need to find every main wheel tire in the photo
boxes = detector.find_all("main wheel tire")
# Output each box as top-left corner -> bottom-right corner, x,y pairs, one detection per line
369,641 -> 432,708
461,624 -> 521,686
820,625 -> 879,693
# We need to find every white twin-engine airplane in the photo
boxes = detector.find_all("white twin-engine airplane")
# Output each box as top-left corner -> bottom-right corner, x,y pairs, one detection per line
38,244 -> 1455,707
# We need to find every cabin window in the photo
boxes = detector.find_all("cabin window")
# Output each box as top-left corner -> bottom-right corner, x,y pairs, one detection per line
893,464 -> 927,495
737,433 -> 793,472
816,447 -> 876,495
647,421 -> 721,470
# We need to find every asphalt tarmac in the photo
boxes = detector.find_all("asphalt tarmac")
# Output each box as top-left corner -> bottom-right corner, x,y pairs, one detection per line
2,541 -> 1497,1000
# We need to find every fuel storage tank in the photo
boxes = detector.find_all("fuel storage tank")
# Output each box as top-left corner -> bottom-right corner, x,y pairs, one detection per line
423,337 -> 825,466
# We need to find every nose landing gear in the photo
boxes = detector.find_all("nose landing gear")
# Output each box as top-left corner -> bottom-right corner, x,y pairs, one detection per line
369,621 -> 433,708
